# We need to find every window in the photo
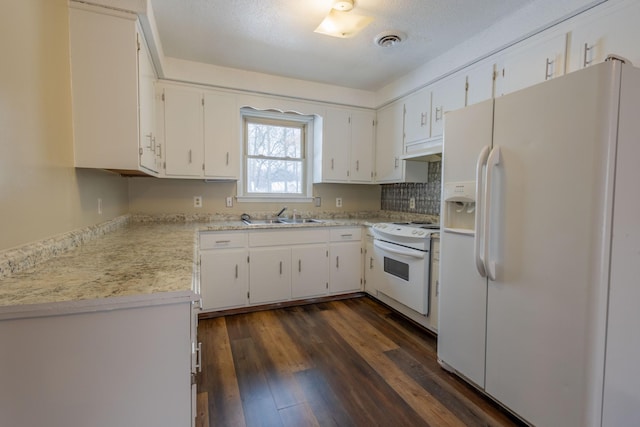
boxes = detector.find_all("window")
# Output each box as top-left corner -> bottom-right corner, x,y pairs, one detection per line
238,109 -> 314,202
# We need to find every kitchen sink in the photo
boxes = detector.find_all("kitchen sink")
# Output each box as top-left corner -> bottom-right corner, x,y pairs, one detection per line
242,218 -> 286,225
242,218 -> 322,225
279,218 -> 323,224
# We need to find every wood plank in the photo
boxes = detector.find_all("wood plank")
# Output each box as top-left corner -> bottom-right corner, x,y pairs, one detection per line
196,317 -> 246,427
230,336 -> 283,427
319,301 -> 466,427
196,297 -> 524,427
195,392 -> 209,427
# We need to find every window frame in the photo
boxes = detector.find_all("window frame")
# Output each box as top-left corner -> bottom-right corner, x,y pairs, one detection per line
237,108 -> 315,203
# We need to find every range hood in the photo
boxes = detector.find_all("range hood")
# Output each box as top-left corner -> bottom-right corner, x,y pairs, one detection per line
402,136 -> 442,162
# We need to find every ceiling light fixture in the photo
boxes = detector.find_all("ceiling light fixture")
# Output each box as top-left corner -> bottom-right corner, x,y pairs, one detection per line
374,31 -> 407,48
314,0 -> 373,39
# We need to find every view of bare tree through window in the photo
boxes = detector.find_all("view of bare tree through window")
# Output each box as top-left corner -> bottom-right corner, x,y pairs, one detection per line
246,119 -> 305,194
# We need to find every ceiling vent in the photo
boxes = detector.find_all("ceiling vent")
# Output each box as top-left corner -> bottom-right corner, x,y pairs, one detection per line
374,31 -> 406,47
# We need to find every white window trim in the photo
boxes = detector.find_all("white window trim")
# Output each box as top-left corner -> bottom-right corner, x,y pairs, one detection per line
237,108 -> 315,203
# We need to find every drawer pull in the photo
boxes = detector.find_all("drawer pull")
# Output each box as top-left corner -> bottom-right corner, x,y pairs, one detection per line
235,264 -> 238,279
215,240 -> 231,244
341,234 -> 353,238
336,256 -> 340,269
298,259 -> 302,272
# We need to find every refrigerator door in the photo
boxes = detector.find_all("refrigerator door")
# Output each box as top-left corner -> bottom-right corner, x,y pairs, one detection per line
602,63 -> 640,427
484,62 -> 618,426
438,100 -> 494,388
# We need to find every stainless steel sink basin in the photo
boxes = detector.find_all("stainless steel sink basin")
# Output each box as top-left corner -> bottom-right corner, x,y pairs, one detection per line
242,218 -> 322,225
242,219 -> 286,225
279,218 -> 323,224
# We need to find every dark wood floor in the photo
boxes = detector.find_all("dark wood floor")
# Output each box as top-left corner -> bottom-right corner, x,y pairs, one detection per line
195,296 -> 523,427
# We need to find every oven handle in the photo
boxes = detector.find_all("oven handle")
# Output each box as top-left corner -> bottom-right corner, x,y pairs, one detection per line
374,240 -> 426,259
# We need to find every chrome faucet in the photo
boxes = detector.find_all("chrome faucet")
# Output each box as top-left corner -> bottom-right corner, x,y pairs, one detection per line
276,206 -> 287,217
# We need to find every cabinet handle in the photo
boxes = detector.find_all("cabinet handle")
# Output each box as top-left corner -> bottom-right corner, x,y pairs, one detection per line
226,152 -> 229,166
195,342 -> 202,373
336,256 -> 340,269
356,160 -> 359,171
583,42 -> 593,68
436,279 -> 439,296
435,106 -> 443,122
156,143 -> 162,158
331,158 -> 334,170
341,234 -> 353,238
145,133 -> 153,150
188,149 -> 193,163
279,261 -> 283,275
370,257 -> 373,269
545,58 -> 553,80
235,264 -> 238,279
298,259 -> 301,272
394,157 -> 399,168
215,240 -> 231,244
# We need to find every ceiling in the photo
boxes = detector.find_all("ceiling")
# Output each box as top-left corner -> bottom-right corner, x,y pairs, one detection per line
150,0 -> 536,91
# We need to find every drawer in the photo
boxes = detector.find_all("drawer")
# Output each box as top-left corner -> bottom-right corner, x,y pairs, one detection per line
330,227 -> 362,242
200,231 -> 247,250
249,228 -> 329,247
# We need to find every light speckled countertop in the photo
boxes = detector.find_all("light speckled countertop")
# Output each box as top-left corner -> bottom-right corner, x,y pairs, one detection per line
0,213 -> 436,318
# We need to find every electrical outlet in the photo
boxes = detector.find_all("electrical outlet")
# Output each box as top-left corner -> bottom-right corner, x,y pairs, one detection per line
194,196 -> 202,208
97,198 -> 102,215
409,197 -> 416,209
314,197 -> 322,207
225,196 -> 233,208
336,197 -> 342,208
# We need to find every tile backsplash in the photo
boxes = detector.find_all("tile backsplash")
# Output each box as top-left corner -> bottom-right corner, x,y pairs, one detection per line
380,161 -> 441,215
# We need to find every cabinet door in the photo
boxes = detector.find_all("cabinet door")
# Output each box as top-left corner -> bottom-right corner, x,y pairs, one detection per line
137,29 -> 158,173
321,108 -> 351,181
249,247 -> 291,304
375,102 -> 404,183
204,91 -> 239,179
163,86 -> 204,177
403,89 -> 430,146
200,249 -> 248,310
568,1 -> 640,72
292,245 -> 329,299
349,110 -> 375,182
329,242 -> 362,294
496,32 -> 566,96
69,4 -> 139,170
364,238 -> 384,295
466,60 -> 496,106
430,74 -> 467,138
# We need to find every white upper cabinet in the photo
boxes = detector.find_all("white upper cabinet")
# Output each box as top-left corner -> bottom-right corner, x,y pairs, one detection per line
430,73 -> 467,138
314,107 -> 375,183
375,101 -> 404,183
495,32 -> 567,96
161,85 -> 204,177
349,110 -> 376,183
568,1 -> 640,72
203,91 -> 239,180
69,3 -> 148,173
403,88 -> 431,150
137,30 -> 159,173
465,59 -> 497,107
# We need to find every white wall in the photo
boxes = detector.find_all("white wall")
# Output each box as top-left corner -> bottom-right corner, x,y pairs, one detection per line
0,0 -> 129,251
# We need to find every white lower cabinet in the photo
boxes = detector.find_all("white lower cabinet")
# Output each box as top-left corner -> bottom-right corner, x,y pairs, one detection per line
292,245 -> 330,298
329,227 -> 363,294
249,247 -> 292,304
199,232 -> 249,311
199,226 -> 363,311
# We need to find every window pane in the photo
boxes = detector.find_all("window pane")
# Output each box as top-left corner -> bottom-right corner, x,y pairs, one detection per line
247,123 -> 302,158
246,158 -> 303,194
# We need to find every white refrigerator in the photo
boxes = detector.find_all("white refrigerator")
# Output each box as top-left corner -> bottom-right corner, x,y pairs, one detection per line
438,58 -> 640,427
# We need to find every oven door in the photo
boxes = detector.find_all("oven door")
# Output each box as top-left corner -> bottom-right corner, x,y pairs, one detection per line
373,239 -> 430,315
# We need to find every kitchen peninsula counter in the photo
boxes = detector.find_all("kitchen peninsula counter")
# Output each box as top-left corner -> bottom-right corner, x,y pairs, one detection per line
0,213 -> 437,319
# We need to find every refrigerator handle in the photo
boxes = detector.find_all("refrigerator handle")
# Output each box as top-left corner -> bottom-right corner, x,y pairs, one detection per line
484,146 -> 501,281
475,145 -> 491,278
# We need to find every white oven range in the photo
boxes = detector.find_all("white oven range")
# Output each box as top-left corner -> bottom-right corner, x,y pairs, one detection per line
371,222 -> 439,318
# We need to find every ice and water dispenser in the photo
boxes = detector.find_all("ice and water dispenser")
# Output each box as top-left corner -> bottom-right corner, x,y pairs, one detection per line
442,181 -> 476,234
